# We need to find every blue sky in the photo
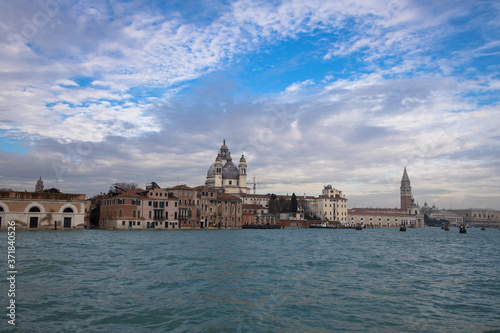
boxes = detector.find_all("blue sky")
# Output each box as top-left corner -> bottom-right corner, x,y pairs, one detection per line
1,0 -> 499,209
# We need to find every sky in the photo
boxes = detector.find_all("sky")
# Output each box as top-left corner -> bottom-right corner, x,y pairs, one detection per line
0,0 -> 499,210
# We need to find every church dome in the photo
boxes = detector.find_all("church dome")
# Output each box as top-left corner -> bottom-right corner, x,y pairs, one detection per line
207,154 -> 223,178
207,163 -> 216,177
222,161 -> 239,179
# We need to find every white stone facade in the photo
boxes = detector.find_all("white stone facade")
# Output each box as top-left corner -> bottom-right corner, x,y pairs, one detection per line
0,191 -> 86,230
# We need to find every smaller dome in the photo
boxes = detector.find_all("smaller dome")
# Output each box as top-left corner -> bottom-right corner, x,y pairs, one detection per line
239,154 -> 246,163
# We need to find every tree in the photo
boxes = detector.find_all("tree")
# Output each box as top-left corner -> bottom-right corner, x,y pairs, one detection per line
291,193 -> 298,213
88,194 -> 103,228
424,215 -> 450,228
268,194 -> 280,217
298,198 -> 314,219
109,182 -> 140,192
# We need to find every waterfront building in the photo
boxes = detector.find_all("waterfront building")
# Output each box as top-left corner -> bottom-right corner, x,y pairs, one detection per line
428,209 -> 464,226
167,185 -> 198,228
348,208 -> 402,228
144,182 -> 179,229
452,209 -> 500,228
240,186 -> 347,224
205,140 -> 250,195
194,186 -> 219,228
0,178 -> 86,230
99,182 -> 179,230
316,185 -> 348,223
216,193 -> 243,228
100,188 -> 147,229
401,201 -> 425,228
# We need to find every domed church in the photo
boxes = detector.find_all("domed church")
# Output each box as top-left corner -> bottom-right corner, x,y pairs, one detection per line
205,140 -> 249,195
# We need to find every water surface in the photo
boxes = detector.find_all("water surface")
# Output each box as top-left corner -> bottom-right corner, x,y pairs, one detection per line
1,228 -> 499,332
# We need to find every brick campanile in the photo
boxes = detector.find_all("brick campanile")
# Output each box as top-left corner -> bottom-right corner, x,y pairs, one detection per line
400,167 -> 412,211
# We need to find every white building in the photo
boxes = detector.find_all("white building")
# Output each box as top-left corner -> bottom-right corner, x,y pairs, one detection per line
316,185 -> 348,223
0,179 -> 86,230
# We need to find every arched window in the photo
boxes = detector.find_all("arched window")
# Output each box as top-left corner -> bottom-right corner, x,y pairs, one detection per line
119,209 -> 123,217
29,206 -> 41,212
0,206 -> 4,212
63,207 -> 73,213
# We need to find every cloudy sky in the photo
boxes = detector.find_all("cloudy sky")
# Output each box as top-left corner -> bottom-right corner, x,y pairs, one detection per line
1,0 -> 499,209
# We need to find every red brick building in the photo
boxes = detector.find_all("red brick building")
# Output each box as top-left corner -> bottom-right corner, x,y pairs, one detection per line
99,183 -> 179,229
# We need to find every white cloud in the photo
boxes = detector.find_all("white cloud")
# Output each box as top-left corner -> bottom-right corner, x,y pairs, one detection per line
54,79 -> 79,87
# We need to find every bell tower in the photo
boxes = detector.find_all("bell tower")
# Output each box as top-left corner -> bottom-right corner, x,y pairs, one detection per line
35,176 -> 44,192
238,155 -> 247,190
400,167 -> 412,211
214,154 -> 223,188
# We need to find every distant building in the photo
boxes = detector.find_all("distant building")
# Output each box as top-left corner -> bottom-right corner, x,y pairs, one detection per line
0,178 -> 86,230
348,208 -> 402,228
240,185 -> 347,224
452,209 -> 500,228
401,201 -> 425,228
316,185 -> 348,223
348,167 -> 424,228
205,140 -> 250,195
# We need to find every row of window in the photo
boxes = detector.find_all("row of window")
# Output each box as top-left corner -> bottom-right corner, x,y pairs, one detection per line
469,213 -> 499,219
150,192 -> 167,197
148,201 -> 178,208
103,198 -> 140,206
351,217 -> 399,222
122,220 -> 179,227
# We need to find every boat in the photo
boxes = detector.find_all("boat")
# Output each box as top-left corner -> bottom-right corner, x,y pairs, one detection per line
310,222 -> 337,229
459,224 -> 467,234
443,224 -> 450,231
481,226 -> 486,231
400,225 -> 406,232
355,224 -> 363,230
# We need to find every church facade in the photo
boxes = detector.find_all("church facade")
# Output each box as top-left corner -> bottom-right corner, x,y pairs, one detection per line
205,140 -> 250,195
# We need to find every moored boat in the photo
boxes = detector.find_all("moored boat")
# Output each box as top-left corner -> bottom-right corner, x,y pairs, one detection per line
310,222 -> 337,229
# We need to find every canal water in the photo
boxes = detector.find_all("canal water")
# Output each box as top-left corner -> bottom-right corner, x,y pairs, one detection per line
1,228 -> 499,332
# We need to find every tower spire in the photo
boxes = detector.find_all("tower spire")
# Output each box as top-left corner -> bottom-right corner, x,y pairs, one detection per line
401,166 -> 410,182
